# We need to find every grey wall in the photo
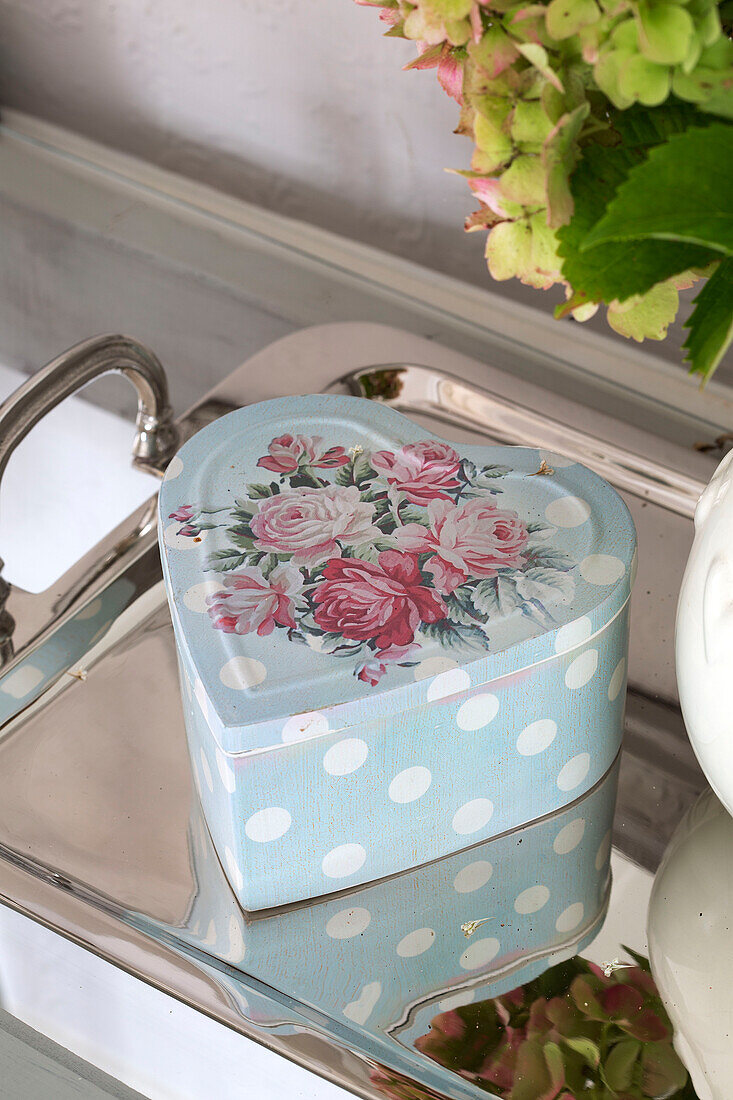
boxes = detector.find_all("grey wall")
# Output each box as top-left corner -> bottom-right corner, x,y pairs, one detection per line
0,0 -> 698,368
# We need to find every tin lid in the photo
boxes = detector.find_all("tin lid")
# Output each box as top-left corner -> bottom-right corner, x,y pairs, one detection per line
158,395 -> 636,753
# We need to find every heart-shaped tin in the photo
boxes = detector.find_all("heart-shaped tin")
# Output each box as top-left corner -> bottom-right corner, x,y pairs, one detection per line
159,394 -> 635,910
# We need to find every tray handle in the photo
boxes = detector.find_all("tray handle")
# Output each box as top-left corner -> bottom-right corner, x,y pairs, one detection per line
0,334 -> 179,658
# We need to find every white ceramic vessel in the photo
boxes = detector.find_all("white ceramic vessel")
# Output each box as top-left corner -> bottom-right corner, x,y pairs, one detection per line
648,789 -> 733,1100
676,449 -> 733,815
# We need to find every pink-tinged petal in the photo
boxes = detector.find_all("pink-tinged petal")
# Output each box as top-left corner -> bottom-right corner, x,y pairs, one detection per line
379,7 -> 401,25
437,52 -> 464,102
404,42 -> 443,70
469,3 -> 483,42
423,555 -> 467,595
469,178 -> 510,217
257,455 -> 297,473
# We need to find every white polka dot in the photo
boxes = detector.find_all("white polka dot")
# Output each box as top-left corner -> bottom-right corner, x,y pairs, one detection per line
164,522 -> 207,550
565,649 -> 598,690
220,656 -> 267,690
245,807 -> 291,843
459,937 -> 500,971
452,798 -> 494,836
557,753 -> 591,792
545,496 -> 591,528
540,450 -> 576,468
388,766 -> 432,804
215,747 -> 236,793
456,693 -> 499,731
323,738 -> 369,776
427,668 -> 471,701
580,554 -> 625,586
203,920 -> 217,946
282,711 -> 330,743
326,907 -> 371,940
194,678 -> 210,722
453,860 -> 493,894
595,829 -> 612,871
556,902 -> 585,933
322,843 -> 367,879
199,748 -> 213,792
396,927 -> 435,958
439,990 -> 475,1011
226,915 -> 246,962
165,454 -> 183,480
554,617 -> 593,654
515,885 -> 550,914
76,597 -> 103,621
608,659 -> 626,701
184,580 -> 223,613
343,981 -> 381,1025
516,719 -> 557,756
413,656 -> 457,682
0,664 -> 44,699
224,846 -> 243,893
553,818 -> 586,855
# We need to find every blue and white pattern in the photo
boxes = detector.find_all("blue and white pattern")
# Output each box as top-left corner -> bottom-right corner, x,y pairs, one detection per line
171,757 -> 618,1042
160,395 -> 635,910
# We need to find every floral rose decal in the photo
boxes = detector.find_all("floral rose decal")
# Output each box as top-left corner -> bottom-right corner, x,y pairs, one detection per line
169,437 -> 577,686
257,434 -> 350,474
313,551 -> 446,649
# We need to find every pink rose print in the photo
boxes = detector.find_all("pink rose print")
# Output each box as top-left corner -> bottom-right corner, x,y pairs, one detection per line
207,563 -> 303,637
357,643 -> 420,687
313,551 -> 446,649
394,497 -> 529,594
371,441 -> 462,504
257,434 -> 349,475
182,430 -> 577,688
169,505 -> 200,537
250,485 -> 380,565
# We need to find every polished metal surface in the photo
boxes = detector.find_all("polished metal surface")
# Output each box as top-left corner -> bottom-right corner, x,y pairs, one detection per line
0,335 -> 178,669
0,341 -> 711,1099
344,365 -> 705,519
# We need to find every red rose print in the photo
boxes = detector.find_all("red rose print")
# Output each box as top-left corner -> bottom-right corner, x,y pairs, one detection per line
313,551 -> 447,649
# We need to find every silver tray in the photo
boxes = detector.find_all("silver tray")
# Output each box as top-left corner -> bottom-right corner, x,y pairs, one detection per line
0,328 -> 708,1099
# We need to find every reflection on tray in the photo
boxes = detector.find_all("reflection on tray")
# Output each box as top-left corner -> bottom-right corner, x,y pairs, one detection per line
125,757 -> 686,1098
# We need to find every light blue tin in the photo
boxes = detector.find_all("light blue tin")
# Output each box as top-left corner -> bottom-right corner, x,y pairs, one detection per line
172,757 -> 618,1044
158,395 -> 635,911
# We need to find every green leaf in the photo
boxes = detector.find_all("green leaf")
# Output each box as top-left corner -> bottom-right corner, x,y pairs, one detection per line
636,2 -> 694,65
515,43 -> 564,93
641,1041 -> 689,1096
471,574 -> 523,618
601,1038 -> 641,1091
247,482 -> 278,499
545,0 -> 600,40
420,618 -> 489,650
558,105 -> 717,300
683,257 -> 733,379
607,281 -> 680,341
512,566 -> 575,609
620,945 -> 653,974
582,123 -> 733,256
542,102 -> 590,227
562,1035 -> 601,1068
444,587 -> 481,626
206,549 -> 247,573
228,530 -> 256,550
